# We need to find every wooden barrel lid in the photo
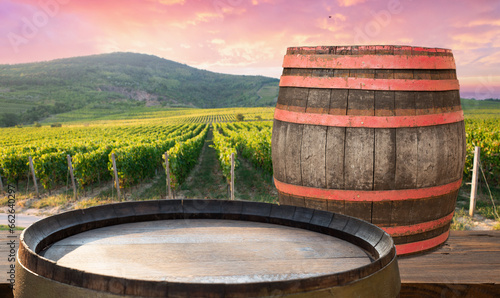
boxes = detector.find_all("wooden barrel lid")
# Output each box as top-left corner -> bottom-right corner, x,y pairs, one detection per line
41,219 -> 372,283
17,200 -> 400,297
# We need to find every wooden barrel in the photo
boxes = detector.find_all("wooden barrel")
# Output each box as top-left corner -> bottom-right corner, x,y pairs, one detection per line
272,45 -> 465,256
16,200 -> 400,297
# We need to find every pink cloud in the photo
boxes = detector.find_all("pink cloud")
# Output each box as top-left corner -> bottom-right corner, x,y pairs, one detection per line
0,0 -> 498,96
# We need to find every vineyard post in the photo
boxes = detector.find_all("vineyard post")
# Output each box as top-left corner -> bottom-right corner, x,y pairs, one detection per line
165,152 -> 173,200
230,153 -> 235,201
469,146 -> 480,216
28,156 -> 40,198
67,155 -> 77,201
111,153 -> 121,199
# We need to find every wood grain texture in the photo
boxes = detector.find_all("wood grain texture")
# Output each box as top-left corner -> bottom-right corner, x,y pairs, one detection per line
375,91 -> 395,116
395,128 -> 418,189
271,120 -> 287,182
326,127 -> 345,189
329,89 -> 348,115
417,126 -> 440,188
39,220 -> 372,283
301,125 -> 327,188
284,123 -> 303,185
399,231 -> 500,298
344,128 -> 374,190
347,90 -> 375,116
306,88 -> 331,114
395,92 -> 416,116
374,129 -> 396,190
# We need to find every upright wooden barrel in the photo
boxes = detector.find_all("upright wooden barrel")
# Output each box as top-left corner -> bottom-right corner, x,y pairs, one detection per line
16,200 -> 400,297
272,45 -> 466,255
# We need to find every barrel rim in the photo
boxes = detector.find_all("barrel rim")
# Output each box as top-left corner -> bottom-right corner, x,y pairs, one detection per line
286,45 -> 452,55
19,199 -> 398,297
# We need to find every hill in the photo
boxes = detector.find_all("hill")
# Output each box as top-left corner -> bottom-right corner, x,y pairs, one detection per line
0,52 -> 279,126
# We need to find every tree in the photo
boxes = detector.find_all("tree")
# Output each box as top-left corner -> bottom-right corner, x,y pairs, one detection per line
236,113 -> 244,122
0,113 -> 20,127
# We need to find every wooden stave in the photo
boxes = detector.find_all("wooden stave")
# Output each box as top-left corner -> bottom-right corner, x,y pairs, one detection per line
16,200 -> 400,297
272,47 -> 465,255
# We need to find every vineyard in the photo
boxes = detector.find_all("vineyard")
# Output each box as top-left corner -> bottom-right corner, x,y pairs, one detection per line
0,123 -> 208,194
212,122 -> 272,181
0,102 -> 499,214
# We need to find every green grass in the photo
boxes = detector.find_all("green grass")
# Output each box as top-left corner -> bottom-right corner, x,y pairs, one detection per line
31,195 -> 70,209
0,225 -> 24,231
178,128 -> 230,200
233,157 -> 277,204
457,183 -> 500,219
450,208 -> 475,231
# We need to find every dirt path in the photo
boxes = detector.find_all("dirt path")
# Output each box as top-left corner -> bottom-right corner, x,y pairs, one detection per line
177,127 -> 229,199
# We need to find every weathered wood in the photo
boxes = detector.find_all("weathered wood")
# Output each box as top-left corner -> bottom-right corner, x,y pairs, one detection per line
41,219 -> 373,282
394,91 -> 416,116
230,153 -> 235,201
274,45 -> 465,255
14,200 -> 400,297
304,197 -> 328,211
326,200 -> 344,215
347,90 -> 375,116
111,153 -> 120,199
164,152 -> 173,200
28,156 -> 39,198
289,87 -> 309,113
399,231 -> 500,297
284,123 -> 303,185
374,129 -> 396,190
345,201 -> 372,222
372,201 -> 393,226
306,88 -> 331,114
417,126 -> 439,188
344,128 -> 374,190
375,91 -> 395,116
329,89 -> 348,115
415,91 -> 434,115
67,155 -> 77,201
272,120 -> 287,182
301,125 -> 327,188
395,128 -> 418,189
326,127 -> 345,189
469,146 -> 480,216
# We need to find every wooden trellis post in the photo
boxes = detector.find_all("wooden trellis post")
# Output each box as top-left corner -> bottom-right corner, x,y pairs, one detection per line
28,156 -> 39,198
111,153 -> 121,199
230,153 -> 235,201
67,155 -> 77,200
165,152 -> 173,200
469,146 -> 480,216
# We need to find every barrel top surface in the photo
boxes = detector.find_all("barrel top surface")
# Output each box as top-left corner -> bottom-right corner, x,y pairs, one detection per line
18,200 -> 398,296
40,219 -> 372,283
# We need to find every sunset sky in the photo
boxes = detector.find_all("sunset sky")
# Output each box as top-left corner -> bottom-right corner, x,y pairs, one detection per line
1,0 -> 499,99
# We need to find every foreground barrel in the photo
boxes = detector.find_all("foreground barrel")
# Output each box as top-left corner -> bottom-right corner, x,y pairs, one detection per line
272,45 -> 466,255
16,200 -> 400,297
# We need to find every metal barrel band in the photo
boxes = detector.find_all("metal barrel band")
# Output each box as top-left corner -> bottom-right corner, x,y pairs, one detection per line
274,108 -> 464,128
274,178 -> 462,202
283,54 -> 456,70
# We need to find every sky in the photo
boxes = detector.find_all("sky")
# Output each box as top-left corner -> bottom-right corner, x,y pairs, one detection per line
1,0 -> 499,99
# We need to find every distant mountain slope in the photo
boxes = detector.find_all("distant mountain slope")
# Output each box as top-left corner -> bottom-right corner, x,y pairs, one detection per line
0,52 -> 278,125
